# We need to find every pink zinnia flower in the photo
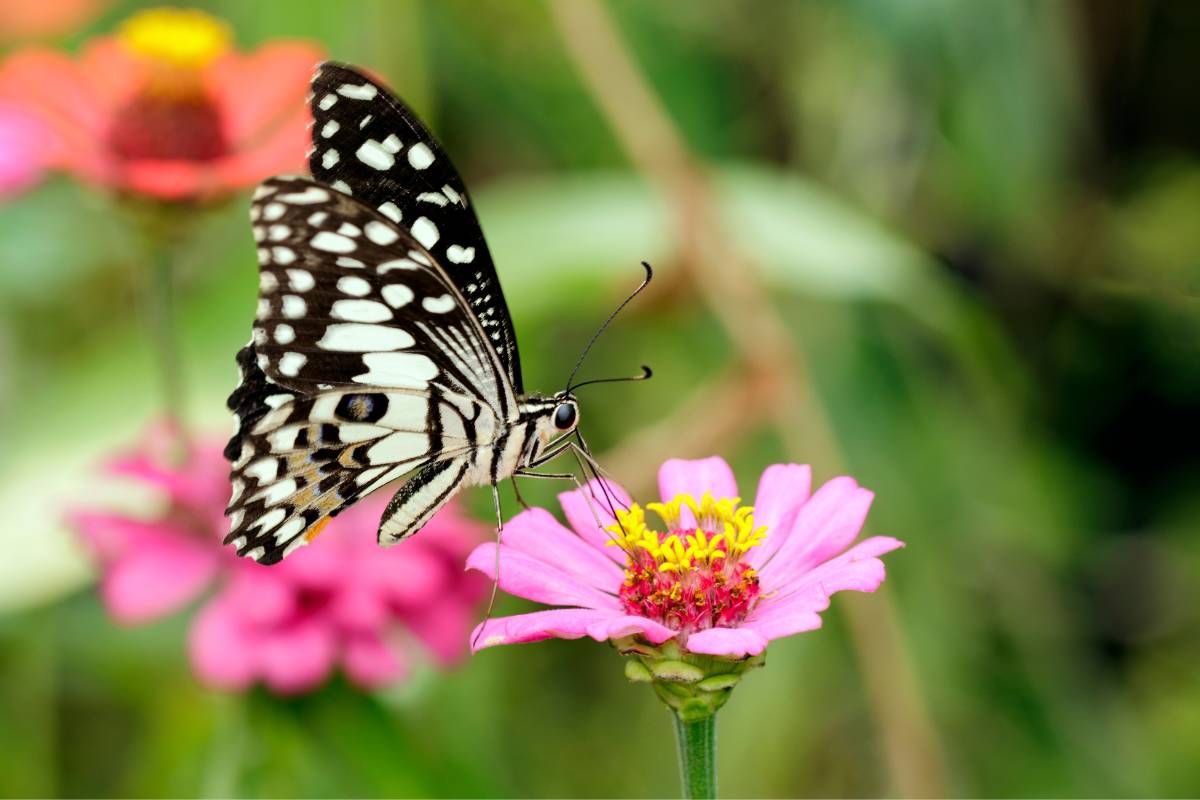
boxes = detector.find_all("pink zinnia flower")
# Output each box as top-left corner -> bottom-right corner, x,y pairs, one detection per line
468,456 -> 903,659
0,7 -> 321,201
0,103 -> 50,197
72,424 -> 487,694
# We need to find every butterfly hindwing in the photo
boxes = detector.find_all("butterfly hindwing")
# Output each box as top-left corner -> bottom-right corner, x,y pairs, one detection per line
308,61 -> 524,393
250,175 -> 515,419
224,343 -> 496,563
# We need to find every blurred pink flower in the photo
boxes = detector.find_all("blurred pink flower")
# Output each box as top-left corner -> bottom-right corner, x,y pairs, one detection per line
0,7 -> 321,201
72,424 -> 488,694
469,456 -> 903,658
0,104 -> 51,197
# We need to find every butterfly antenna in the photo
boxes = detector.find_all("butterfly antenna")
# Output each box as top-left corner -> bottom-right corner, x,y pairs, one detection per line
565,262 -> 653,393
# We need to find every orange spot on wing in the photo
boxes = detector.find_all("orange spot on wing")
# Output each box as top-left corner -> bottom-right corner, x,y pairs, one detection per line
304,517 -> 332,543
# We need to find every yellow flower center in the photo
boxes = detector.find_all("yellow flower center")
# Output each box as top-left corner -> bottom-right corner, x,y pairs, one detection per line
605,493 -> 768,634
118,7 -> 232,71
606,492 -> 767,575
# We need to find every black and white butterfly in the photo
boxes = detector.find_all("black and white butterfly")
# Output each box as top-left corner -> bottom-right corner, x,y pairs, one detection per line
223,62 -> 647,564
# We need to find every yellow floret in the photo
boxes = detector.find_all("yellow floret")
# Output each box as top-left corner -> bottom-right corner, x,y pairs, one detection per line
119,7 -> 232,70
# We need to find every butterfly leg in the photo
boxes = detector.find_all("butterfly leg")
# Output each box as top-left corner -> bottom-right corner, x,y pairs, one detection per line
509,476 -> 532,511
472,483 -> 506,652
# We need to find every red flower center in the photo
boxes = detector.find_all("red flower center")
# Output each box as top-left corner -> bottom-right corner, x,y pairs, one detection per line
107,92 -> 228,162
618,531 -> 762,635
607,493 -> 768,636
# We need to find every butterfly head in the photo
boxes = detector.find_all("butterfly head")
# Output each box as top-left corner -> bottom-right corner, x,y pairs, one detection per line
552,392 -> 580,432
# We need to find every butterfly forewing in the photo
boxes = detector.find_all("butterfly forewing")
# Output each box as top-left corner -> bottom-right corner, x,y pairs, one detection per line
226,175 -> 515,562
250,176 -> 513,417
309,62 -> 524,393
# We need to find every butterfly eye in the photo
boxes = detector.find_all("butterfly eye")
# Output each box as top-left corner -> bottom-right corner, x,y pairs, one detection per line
553,402 -> 577,431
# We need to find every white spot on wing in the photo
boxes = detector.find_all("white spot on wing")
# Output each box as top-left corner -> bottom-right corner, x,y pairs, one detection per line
321,120 -> 339,138
245,458 -> 278,483
262,202 -> 285,221
365,221 -> 400,245
282,295 -> 307,318
311,232 -> 356,253
322,149 -> 339,169
274,324 -> 295,344
318,93 -> 337,110
287,269 -> 314,291
337,82 -> 378,100
280,186 -> 330,204
410,216 -> 439,248
382,284 -> 414,308
446,245 -> 476,264
422,294 -> 456,314
318,323 -> 414,351
331,299 -> 392,323
417,191 -> 448,207
337,276 -> 371,296
378,258 -> 419,272
407,142 -> 434,169
274,516 -> 305,542
278,352 -> 307,376
258,479 -> 297,507
354,352 -> 438,386
378,202 -> 402,223
367,431 -> 429,464
272,246 -> 296,264
356,139 -> 395,171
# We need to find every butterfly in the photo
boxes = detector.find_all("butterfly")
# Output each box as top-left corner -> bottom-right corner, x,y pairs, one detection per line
223,62 -> 648,564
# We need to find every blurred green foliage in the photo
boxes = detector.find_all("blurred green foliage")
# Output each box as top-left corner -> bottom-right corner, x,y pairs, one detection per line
2,0 -> 1198,796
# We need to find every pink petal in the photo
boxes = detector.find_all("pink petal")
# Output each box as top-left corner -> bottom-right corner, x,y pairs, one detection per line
368,545 -> 449,607
747,536 -> 904,642
71,511 -> 168,557
746,463 -> 811,568
400,597 -> 475,666
470,608 -> 676,652
100,536 -> 218,624
189,597 -> 256,690
206,42 -> 323,143
684,627 -> 769,658
258,616 -> 337,695
343,632 -> 406,688
328,580 -> 390,633
558,479 -> 632,564
466,543 -> 620,610
757,477 -> 874,587
220,566 -> 297,627
499,508 -> 625,591
0,103 -> 48,195
211,107 -> 310,191
658,457 -> 739,526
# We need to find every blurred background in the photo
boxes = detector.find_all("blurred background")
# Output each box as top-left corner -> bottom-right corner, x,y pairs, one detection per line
1,0 -> 1198,796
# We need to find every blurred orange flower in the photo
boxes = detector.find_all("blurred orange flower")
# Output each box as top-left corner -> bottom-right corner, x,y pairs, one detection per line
0,7 -> 323,200
0,0 -> 105,41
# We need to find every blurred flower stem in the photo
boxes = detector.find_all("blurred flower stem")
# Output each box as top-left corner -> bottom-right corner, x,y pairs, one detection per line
674,714 -> 716,799
550,1 -> 948,795
133,205 -> 192,456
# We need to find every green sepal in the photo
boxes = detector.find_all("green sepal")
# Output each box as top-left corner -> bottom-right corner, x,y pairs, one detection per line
615,636 -> 767,722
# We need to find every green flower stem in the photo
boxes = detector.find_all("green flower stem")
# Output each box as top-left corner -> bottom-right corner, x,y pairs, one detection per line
131,203 -> 194,459
673,711 -> 717,799
149,239 -> 186,436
